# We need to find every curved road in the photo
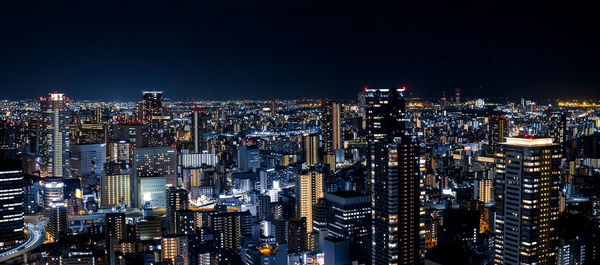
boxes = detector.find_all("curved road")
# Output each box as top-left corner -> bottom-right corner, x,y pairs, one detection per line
0,222 -> 45,263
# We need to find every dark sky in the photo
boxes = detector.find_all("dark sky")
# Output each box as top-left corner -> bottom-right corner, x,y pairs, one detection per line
0,0 -> 598,101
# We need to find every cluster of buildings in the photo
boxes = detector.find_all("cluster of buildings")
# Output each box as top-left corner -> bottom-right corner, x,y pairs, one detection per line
0,88 -> 599,265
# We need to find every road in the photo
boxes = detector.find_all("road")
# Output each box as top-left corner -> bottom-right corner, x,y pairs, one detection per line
0,222 -> 45,263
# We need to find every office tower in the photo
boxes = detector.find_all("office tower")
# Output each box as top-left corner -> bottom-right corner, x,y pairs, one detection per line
174,210 -> 195,235
161,235 -> 189,265
70,143 -> 106,178
47,201 -> 67,242
303,133 -> 320,166
365,87 -> 407,192
0,159 -> 24,249
191,107 -> 203,153
107,141 -> 131,163
494,137 -> 561,265
141,91 -> 164,122
136,216 -> 161,240
106,212 -> 127,241
295,170 -> 323,251
110,123 -> 150,148
42,177 -> 64,212
323,237 -> 350,265
138,176 -> 166,208
321,100 -> 341,169
101,162 -> 132,207
325,191 -> 370,263
40,92 -> 70,178
237,145 -> 261,172
365,87 -> 420,264
210,211 -> 244,251
167,187 -> 189,233
133,146 -> 177,187
489,116 -> 508,154
288,218 -> 308,253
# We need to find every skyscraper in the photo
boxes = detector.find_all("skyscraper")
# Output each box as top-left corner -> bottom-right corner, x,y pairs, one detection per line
303,133 -> 320,166
101,162 -> 132,207
167,187 -> 189,233
133,146 -> 177,187
371,135 -> 421,265
494,137 -> 561,265
489,116 -> 508,154
366,87 -> 420,265
40,92 -> 70,178
191,107 -> 203,153
295,170 -> 324,251
365,87 -> 407,192
70,143 -> 106,178
321,101 -> 341,169
0,159 -> 24,250
141,91 -> 163,122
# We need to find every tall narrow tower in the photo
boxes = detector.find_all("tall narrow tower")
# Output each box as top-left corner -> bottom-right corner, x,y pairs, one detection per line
366,87 -> 421,265
191,107 -> 203,153
40,92 -> 70,178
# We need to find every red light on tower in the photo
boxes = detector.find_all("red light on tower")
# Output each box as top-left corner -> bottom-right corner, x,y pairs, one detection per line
401,85 -> 407,90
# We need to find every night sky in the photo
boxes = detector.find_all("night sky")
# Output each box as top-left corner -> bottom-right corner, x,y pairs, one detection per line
1,1 -> 598,101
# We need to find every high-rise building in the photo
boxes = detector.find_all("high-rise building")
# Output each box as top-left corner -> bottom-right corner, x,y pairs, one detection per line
106,212 -> 127,242
138,176 -> 166,208
303,133 -> 320,166
47,201 -> 68,242
136,216 -> 161,240
107,140 -> 131,163
325,191 -> 370,263
210,211 -> 244,251
110,123 -> 150,148
141,91 -> 164,122
40,92 -> 70,178
191,107 -> 203,153
371,135 -> 421,265
161,234 -> 189,265
365,87 -> 407,192
0,159 -> 24,250
474,178 -> 493,203
489,116 -> 508,154
101,162 -> 133,207
321,101 -> 341,168
167,187 -> 189,233
288,218 -> 309,254
133,146 -> 177,187
70,143 -> 106,178
174,210 -> 195,236
295,170 -> 323,251
366,86 -> 420,265
237,145 -> 261,172
494,137 -> 561,265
